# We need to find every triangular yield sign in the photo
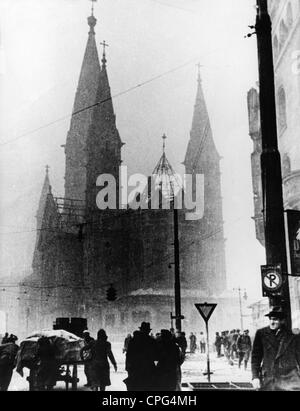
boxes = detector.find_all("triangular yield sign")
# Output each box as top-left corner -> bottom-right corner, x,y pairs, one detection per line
195,303 -> 217,322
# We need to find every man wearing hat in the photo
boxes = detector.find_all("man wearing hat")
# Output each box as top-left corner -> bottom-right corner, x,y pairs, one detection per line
125,322 -> 157,391
251,306 -> 300,391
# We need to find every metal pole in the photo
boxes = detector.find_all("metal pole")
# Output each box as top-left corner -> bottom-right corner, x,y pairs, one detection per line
238,288 -> 244,331
173,208 -> 182,332
255,0 -> 292,329
205,320 -> 211,383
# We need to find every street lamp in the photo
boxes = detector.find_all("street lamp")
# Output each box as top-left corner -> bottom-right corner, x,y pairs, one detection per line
233,287 -> 247,331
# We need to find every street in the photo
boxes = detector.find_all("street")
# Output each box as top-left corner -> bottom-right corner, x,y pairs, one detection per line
8,345 -> 252,391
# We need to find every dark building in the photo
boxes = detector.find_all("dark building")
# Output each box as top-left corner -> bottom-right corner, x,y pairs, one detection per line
18,12 -> 231,339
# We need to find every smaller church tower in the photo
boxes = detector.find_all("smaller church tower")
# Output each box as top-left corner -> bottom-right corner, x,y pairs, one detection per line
182,67 -> 226,295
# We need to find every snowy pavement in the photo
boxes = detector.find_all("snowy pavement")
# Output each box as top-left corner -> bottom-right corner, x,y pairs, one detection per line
8,347 -> 252,391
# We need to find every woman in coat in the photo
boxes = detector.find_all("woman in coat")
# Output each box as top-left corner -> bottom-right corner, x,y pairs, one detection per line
82,329 -> 117,391
156,329 -> 183,391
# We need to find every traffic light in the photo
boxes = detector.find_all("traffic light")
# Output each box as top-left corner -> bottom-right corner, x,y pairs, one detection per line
106,285 -> 117,301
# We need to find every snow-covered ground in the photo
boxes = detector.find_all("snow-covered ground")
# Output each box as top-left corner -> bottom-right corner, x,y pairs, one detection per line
8,345 -> 252,391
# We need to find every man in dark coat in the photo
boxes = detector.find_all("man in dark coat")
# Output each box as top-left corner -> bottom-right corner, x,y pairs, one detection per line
82,330 -> 94,387
251,306 -> 300,391
237,330 -> 252,370
156,330 -> 183,391
215,332 -> 222,357
125,322 -> 157,391
1,333 -> 9,344
0,334 -> 19,391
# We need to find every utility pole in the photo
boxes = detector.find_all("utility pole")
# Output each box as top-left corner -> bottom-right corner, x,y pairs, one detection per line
255,0 -> 291,328
173,207 -> 182,332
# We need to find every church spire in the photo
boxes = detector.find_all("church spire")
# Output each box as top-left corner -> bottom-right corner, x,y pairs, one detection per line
64,9 -> 101,203
36,166 -> 52,228
183,65 -> 219,168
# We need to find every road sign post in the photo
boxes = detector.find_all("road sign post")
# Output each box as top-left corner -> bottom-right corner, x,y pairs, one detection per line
195,303 -> 217,383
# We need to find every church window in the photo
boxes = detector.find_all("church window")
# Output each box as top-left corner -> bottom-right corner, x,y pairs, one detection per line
282,153 -> 291,177
278,87 -> 287,134
273,36 -> 279,60
279,20 -> 288,50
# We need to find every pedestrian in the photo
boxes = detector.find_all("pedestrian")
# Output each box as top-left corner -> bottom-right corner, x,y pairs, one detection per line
123,334 -> 132,353
199,332 -> 206,354
156,330 -> 183,391
237,329 -> 252,370
251,306 -> 300,391
175,331 -> 187,359
81,329 -> 117,391
81,330 -> 94,387
215,332 -> 222,357
189,332 -> 196,354
125,322 -> 157,391
1,333 -> 9,344
0,334 -> 19,391
35,336 -> 59,391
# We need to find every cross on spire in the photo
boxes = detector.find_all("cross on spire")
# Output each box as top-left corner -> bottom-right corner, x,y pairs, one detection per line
100,40 -> 109,65
162,133 -> 167,154
45,165 -> 50,175
90,0 -> 97,16
196,62 -> 203,82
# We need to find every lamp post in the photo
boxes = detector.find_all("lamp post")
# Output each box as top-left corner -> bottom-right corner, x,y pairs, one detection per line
233,287 -> 247,331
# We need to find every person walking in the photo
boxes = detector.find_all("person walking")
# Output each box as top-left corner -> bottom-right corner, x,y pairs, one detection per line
35,336 -> 59,391
81,329 -> 117,391
251,306 -> 300,391
176,331 -> 187,359
125,322 -> 157,391
0,334 -> 19,391
189,333 -> 196,354
123,334 -> 132,353
199,332 -> 206,354
81,330 -> 94,388
1,333 -> 9,344
156,330 -> 183,391
237,329 -> 252,370
215,332 -> 222,357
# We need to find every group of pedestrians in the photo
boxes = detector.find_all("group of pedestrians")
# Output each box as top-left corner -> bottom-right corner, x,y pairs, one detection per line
123,322 -> 185,391
214,328 -> 252,369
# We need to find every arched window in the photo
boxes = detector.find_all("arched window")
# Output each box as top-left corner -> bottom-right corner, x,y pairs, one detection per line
273,35 -> 279,60
278,87 -> 287,133
279,20 -> 288,49
282,153 -> 291,177
287,3 -> 293,27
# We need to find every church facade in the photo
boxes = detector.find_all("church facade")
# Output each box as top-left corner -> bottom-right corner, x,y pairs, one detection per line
18,12 -> 232,339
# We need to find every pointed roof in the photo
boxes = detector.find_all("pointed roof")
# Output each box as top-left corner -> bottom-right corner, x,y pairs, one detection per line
88,42 -> 123,147
72,14 -> 101,114
152,134 -> 182,200
64,13 -> 102,202
36,166 -> 52,229
183,68 -> 219,168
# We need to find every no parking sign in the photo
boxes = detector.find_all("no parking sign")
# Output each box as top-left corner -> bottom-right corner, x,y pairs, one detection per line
261,264 -> 283,297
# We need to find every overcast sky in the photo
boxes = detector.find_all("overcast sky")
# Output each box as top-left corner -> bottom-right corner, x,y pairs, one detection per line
0,0 -> 265,301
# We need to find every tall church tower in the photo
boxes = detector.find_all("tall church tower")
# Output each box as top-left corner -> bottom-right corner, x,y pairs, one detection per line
64,13 -> 101,204
182,68 -> 226,295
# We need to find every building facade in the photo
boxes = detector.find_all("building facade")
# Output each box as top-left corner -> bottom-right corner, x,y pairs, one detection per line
248,0 -> 300,328
18,12 -> 233,339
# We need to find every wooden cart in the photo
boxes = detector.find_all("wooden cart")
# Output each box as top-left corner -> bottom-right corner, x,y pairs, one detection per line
27,361 -> 82,391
